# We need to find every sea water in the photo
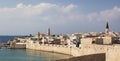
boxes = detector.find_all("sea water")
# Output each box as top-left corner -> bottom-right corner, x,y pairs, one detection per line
0,36 -> 70,61
0,49 -> 70,61
0,36 -> 15,43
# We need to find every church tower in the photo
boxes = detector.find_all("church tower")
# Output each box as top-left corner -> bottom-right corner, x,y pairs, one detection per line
105,21 -> 109,34
103,21 -> 113,45
48,28 -> 50,36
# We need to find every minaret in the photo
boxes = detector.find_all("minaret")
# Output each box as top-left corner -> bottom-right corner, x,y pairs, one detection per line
105,21 -> 109,34
38,32 -> 40,40
48,28 -> 50,36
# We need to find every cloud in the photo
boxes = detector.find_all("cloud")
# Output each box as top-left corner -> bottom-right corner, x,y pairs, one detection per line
87,6 -> 120,21
0,3 -> 77,21
0,3 -> 119,23
0,3 -> 78,35
0,3 -> 119,35
63,4 -> 77,13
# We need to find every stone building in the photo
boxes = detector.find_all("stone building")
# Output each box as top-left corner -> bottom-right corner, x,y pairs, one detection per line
80,21 -> 119,45
81,38 -> 94,45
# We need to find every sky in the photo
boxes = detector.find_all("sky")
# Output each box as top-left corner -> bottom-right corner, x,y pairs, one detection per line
0,0 -> 120,35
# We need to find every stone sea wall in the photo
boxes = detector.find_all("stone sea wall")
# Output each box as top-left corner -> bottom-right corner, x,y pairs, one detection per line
26,41 -> 120,61
26,42 -> 72,55
81,44 -> 120,61
26,41 -> 105,56
9,44 -> 26,49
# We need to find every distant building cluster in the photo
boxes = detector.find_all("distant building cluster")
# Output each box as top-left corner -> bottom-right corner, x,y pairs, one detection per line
6,22 -> 120,61
8,22 -> 120,48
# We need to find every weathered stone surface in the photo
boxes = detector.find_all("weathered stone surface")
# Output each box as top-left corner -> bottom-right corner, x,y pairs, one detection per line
8,44 -> 26,49
26,40 -> 120,61
54,53 -> 105,61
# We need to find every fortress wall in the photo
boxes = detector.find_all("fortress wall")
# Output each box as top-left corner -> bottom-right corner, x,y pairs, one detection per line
26,41 -> 106,56
106,45 -> 120,61
26,42 -> 72,55
82,44 -> 120,61
26,41 -> 120,61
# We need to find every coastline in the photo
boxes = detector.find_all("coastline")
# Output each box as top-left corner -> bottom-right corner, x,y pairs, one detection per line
26,48 -> 73,57
26,40 -> 120,61
27,47 -> 105,61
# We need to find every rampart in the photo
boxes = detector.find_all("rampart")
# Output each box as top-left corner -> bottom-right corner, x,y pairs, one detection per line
26,41 -> 120,61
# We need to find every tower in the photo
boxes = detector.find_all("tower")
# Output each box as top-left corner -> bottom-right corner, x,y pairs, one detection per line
48,28 -> 50,36
38,32 -> 40,40
103,21 -> 112,44
105,21 -> 109,34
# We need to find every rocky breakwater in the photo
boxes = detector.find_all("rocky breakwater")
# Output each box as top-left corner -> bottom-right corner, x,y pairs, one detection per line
0,42 -> 7,48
